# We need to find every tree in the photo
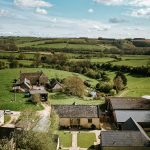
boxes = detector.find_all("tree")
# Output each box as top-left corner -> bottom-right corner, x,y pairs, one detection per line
113,76 -> 124,93
115,71 -> 127,86
96,82 -> 113,93
9,60 -> 19,68
31,94 -> 41,104
64,76 -> 85,97
0,61 -> 5,69
34,53 -> 41,67
18,53 -> 26,60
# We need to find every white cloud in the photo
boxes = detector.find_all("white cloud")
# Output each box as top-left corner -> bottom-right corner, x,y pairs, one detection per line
93,0 -> 150,7
0,9 -> 9,16
93,0 -> 150,18
129,0 -> 150,7
14,0 -> 53,8
130,8 -> 150,18
93,0 -> 124,5
88,8 -> 94,13
36,7 -> 47,15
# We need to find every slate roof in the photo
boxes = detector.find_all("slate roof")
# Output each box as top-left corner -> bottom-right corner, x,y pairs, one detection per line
29,89 -> 48,95
122,118 -> 150,140
19,71 -> 48,85
52,105 -> 101,118
101,131 -> 150,147
108,97 -> 150,110
114,110 -> 150,123
122,117 -> 141,131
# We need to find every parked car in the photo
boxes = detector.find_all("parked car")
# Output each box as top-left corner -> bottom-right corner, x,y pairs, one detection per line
4,110 -> 13,115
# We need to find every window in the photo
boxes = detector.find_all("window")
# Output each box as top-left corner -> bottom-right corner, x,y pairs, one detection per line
88,119 -> 92,123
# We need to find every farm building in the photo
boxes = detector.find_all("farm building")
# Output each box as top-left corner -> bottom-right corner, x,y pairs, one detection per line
100,117 -> 150,150
13,71 -> 49,92
0,110 -> 4,126
29,89 -> 48,102
51,81 -> 63,92
19,71 -> 49,85
100,131 -> 150,150
105,97 -> 150,128
52,105 -> 102,129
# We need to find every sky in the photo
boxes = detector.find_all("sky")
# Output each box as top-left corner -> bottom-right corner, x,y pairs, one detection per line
0,0 -> 150,38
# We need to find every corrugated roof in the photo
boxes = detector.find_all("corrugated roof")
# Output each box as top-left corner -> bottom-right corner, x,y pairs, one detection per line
108,97 -> 150,110
52,105 -> 100,118
101,131 -> 150,147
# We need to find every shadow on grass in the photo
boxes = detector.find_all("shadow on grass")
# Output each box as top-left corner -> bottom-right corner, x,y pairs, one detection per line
51,92 -> 69,100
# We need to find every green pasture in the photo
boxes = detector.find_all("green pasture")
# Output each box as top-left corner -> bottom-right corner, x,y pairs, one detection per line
0,68 -> 98,110
108,71 -> 150,97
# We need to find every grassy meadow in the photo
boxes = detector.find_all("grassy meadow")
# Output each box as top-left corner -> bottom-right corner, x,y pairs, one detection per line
0,68 -> 99,110
108,71 -> 150,97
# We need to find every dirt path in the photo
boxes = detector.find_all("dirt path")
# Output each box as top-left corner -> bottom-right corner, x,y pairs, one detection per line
33,103 -> 51,132
118,90 -> 128,97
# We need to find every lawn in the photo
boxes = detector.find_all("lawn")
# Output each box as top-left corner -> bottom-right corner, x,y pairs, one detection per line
77,132 -> 96,148
57,131 -> 72,147
4,115 -> 11,123
49,93 -> 104,105
0,68 -> 99,111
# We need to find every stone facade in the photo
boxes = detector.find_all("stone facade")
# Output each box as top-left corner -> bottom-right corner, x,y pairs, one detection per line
59,118 -> 101,129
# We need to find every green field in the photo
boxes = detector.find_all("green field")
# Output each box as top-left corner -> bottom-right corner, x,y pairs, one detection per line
0,52 -> 34,59
18,40 -> 117,51
112,59 -> 149,67
0,68 -> 99,110
108,71 -> 150,97
77,132 -> 96,148
0,59 -> 33,65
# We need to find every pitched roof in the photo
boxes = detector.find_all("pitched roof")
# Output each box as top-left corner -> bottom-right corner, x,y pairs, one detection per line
122,117 -> 141,131
122,118 -> 150,140
101,131 -> 150,147
29,89 -> 48,94
52,105 -> 101,118
108,97 -> 150,110
19,71 -> 48,84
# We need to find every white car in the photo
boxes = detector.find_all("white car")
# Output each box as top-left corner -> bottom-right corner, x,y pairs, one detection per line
4,110 -> 13,115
